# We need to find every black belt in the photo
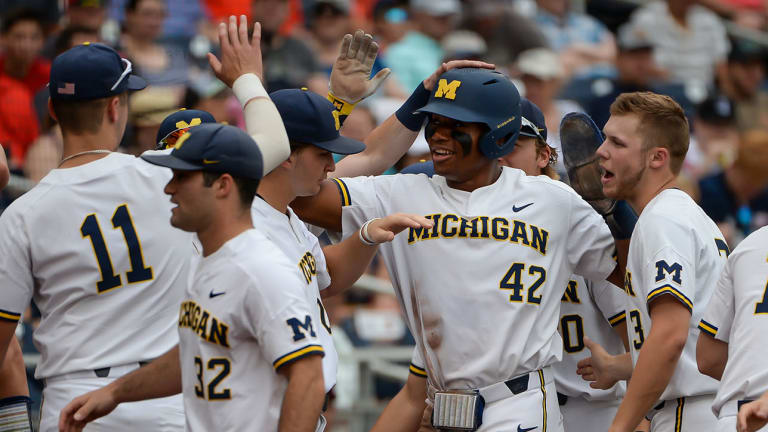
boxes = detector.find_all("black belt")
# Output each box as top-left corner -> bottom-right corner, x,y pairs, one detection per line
557,392 -> 568,406
503,373 -> 531,395
738,399 -> 755,411
93,361 -> 150,378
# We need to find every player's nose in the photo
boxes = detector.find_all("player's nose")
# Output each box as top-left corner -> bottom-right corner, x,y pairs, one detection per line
596,140 -> 609,160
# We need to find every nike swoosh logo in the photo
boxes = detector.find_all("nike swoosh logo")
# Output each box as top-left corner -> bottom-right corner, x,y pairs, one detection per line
512,202 -> 534,212
203,159 -> 220,164
209,290 -> 225,298
518,426 -> 537,432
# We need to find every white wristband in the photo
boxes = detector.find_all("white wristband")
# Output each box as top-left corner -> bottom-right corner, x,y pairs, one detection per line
359,218 -> 380,246
232,73 -> 269,108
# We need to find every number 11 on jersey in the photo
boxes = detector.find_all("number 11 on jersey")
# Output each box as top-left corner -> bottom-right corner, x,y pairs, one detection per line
81,204 -> 153,293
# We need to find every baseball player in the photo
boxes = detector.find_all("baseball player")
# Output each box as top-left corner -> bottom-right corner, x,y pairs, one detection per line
155,109 -> 217,150
60,122 -> 328,432
696,225 -> 768,431
370,99 -> 632,432
0,145 -> 33,432
574,92 -> 728,432
291,67 -> 625,431
0,16 -> 290,431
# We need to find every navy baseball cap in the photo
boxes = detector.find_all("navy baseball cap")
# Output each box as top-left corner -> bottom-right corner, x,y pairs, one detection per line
270,88 -> 365,155
156,109 -> 217,149
520,99 -> 547,141
141,123 -> 264,180
49,42 -> 146,100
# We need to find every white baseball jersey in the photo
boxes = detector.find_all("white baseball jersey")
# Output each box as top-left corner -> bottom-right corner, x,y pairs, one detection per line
251,196 -> 337,392
332,168 -> 616,390
554,275 -> 627,401
700,226 -> 768,418
0,153 -> 193,379
624,188 -> 728,401
179,229 -> 324,432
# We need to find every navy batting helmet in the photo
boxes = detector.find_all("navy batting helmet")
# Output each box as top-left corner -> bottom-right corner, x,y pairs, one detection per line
416,68 -> 522,159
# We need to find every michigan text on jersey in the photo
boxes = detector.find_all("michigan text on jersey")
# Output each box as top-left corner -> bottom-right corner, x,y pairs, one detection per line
179,300 -> 230,348
407,214 -> 549,255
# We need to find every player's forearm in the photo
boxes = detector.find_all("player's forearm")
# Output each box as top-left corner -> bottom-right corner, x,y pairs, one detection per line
232,73 -> 290,175
110,346 -> 182,403
334,114 -> 419,178
321,233 -> 378,298
278,357 -> 325,432
370,374 -> 427,432
0,337 -> 29,398
696,333 -> 728,380
611,331 -> 684,431
0,145 -> 9,190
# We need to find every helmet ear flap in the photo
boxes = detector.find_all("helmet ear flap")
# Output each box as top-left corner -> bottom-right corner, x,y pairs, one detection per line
479,128 -> 520,159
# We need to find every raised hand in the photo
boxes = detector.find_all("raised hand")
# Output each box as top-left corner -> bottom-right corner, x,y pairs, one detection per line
366,213 -> 433,244
208,15 -> 264,87
329,30 -> 391,103
422,60 -> 496,91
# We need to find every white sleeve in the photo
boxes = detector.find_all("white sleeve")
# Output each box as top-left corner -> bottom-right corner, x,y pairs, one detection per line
332,176 -> 399,239
699,257 -> 734,342
591,279 -> 628,328
566,193 -> 616,282
232,73 -> 290,176
310,235 -> 331,291
642,217 -> 697,313
409,347 -> 427,378
241,262 -> 324,371
0,210 -> 33,322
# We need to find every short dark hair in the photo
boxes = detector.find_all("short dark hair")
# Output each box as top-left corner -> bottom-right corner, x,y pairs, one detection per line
51,93 -> 128,135
202,172 -> 259,208
1,8 -> 46,35
54,25 -> 100,56
289,140 -> 313,153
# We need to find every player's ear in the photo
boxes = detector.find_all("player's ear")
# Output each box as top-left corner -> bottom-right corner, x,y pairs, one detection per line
536,145 -> 551,169
648,146 -> 668,169
47,98 -> 58,123
106,95 -> 122,123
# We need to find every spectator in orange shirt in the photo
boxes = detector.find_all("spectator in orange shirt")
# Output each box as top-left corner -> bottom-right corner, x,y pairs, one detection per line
0,75 -> 39,169
0,8 -> 50,96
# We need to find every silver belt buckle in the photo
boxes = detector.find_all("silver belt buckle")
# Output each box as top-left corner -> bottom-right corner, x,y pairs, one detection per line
432,389 -> 485,431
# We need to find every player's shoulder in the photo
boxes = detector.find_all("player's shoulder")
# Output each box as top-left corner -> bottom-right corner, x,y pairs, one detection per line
225,230 -> 299,279
729,225 -> 768,261
511,168 -> 583,204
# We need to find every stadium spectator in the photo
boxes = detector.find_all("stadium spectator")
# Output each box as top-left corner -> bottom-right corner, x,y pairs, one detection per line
0,8 -> 50,96
683,94 -> 738,183
698,129 -> 768,245
533,0 -> 616,78
64,0 -> 108,32
719,36 -> 768,130
623,0 -> 730,88
252,0 -> 325,91
0,76 -> 39,170
440,29 -> 487,62
119,0 -> 189,89
515,47 -> 580,178
584,24 -> 659,129
384,0 -> 460,91
371,0 -> 409,51
462,0 -> 548,68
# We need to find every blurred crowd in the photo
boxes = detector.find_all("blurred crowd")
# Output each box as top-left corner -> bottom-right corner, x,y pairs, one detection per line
1,0 -> 768,421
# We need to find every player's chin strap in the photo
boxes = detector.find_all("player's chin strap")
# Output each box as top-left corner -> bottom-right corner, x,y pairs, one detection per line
0,396 -> 33,432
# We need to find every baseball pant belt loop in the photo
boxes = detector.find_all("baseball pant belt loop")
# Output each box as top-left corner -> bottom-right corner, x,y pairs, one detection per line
477,366 -> 553,404
720,399 -> 755,417
44,361 -> 152,385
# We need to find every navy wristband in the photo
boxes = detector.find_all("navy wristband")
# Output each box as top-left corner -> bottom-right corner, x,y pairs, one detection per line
396,83 -> 431,131
605,200 -> 638,240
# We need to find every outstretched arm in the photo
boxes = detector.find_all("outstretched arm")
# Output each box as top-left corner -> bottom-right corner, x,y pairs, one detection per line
208,15 -> 290,175
59,346 -> 181,432
370,372 -> 428,432
322,213 -> 432,298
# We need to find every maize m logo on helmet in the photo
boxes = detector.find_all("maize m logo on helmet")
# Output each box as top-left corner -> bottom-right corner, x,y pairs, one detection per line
434,79 -> 462,100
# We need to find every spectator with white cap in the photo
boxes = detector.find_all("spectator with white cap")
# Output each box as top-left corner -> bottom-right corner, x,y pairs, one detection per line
515,47 -> 581,179
384,0 -> 460,92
